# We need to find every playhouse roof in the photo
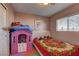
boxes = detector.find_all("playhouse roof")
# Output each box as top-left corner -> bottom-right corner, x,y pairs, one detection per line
10,25 -> 32,32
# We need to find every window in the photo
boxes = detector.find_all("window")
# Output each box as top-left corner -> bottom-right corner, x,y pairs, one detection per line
56,17 -> 68,31
29,36 -> 31,42
56,14 -> 79,31
18,34 -> 26,43
69,14 -> 79,31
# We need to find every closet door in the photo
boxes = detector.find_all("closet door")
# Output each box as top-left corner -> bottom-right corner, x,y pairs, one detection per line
0,4 -> 6,28
0,4 -> 8,56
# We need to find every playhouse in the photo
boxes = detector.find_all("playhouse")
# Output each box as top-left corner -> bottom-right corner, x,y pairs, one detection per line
10,25 -> 32,55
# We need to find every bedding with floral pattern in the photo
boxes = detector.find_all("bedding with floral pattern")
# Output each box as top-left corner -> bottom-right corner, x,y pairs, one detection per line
39,39 -> 76,55
33,37 -> 79,56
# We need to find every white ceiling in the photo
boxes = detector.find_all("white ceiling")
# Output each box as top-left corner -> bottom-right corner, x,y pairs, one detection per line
11,3 -> 74,17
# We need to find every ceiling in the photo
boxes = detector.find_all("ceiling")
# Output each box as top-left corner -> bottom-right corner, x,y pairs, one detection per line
11,3 -> 74,17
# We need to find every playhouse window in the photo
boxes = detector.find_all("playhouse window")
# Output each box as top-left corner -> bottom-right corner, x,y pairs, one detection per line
29,36 -> 31,42
18,34 -> 27,43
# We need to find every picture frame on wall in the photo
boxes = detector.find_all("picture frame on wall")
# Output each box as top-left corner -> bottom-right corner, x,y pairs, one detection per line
35,20 -> 42,31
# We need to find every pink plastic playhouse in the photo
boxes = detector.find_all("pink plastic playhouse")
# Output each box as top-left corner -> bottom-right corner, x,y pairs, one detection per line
10,25 -> 32,55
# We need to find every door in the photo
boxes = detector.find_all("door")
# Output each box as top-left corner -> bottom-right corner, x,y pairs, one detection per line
18,34 -> 27,52
0,4 -> 9,55
0,4 -> 6,28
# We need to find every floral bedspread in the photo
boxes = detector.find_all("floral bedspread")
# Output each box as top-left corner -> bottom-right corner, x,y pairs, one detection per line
38,39 -> 77,56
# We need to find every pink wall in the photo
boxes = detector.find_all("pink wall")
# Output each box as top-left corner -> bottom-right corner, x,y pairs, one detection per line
50,4 -> 79,45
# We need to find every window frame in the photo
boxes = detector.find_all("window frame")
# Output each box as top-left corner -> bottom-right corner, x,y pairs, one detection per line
56,12 -> 79,32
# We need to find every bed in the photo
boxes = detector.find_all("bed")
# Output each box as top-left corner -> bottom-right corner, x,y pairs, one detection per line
33,37 -> 79,56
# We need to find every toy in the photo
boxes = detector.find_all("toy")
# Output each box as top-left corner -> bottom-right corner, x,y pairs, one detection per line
11,22 -> 21,26
10,25 -> 32,55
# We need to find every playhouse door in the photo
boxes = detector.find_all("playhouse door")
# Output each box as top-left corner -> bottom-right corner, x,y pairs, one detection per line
18,34 -> 27,52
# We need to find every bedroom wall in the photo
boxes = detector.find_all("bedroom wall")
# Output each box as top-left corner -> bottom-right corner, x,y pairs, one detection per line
15,12 -> 50,39
50,4 -> 79,45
